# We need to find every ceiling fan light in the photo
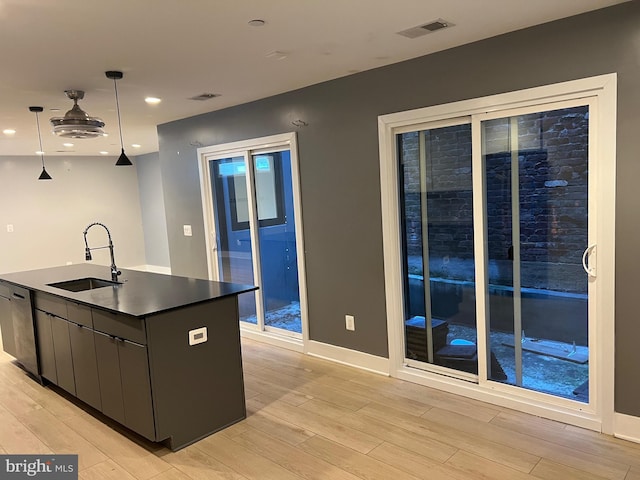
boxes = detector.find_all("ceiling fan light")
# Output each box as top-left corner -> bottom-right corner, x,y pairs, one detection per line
50,90 -> 104,138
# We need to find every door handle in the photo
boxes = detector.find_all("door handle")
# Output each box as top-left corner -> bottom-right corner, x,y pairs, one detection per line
582,244 -> 596,278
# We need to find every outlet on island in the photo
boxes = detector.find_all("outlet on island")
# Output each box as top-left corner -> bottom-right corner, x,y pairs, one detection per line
345,314 -> 355,331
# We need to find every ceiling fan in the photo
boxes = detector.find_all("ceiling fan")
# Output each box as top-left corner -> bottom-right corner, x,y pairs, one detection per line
50,89 -> 105,139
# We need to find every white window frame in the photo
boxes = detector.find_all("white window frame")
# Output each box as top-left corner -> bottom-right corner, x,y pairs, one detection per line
378,74 -> 616,433
197,133 -> 309,352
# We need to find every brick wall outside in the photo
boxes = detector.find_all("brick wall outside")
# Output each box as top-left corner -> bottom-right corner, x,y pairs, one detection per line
401,107 -> 589,294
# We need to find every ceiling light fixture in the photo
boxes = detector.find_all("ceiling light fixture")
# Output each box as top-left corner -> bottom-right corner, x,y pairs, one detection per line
144,97 -> 161,105
29,106 -> 52,180
105,70 -> 132,166
50,90 -> 105,138
3,129 -> 16,135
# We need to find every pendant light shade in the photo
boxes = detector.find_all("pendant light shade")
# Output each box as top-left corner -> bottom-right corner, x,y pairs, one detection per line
38,167 -> 53,180
106,70 -> 132,166
29,106 -> 52,180
116,148 -> 131,166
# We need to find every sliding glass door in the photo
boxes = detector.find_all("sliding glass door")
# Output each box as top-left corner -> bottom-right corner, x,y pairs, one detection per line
399,122 -> 479,378
481,104 -> 590,399
199,134 -> 306,340
396,100 -> 594,403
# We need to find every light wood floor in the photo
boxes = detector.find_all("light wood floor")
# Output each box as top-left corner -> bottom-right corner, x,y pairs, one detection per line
1,337 -> 640,480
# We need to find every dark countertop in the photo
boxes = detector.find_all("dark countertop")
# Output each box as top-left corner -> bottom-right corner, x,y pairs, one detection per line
0,264 -> 257,318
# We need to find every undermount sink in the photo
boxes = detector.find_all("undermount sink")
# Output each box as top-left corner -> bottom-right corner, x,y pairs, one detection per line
47,277 -> 122,292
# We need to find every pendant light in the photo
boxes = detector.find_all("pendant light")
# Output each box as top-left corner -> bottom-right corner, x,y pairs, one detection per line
105,70 -> 132,166
29,106 -> 52,180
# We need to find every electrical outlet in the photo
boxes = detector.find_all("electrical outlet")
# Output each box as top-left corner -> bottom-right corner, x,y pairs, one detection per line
183,225 -> 193,236
345,314 -> 355,331
6,224 -> 14,233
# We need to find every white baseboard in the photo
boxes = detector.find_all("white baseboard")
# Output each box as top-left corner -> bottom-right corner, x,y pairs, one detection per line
614,413 -> 640,444
127,264 -> 172,275
306,340 -> 389,376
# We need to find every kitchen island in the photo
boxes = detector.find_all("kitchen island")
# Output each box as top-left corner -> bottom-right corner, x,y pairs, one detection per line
0,264 -> 257,451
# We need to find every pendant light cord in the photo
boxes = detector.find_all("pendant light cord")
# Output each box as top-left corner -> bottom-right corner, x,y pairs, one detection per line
34,111 -> 45,168
112,78 -> 125,150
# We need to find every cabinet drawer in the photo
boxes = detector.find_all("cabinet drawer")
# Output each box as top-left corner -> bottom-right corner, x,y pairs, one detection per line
92,309 -> 146,344
34,292 -> 68,318
67,302 -> 92,328
0,281 -> 10,299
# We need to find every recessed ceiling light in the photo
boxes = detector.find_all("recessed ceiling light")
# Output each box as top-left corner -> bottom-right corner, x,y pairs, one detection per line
145,97 -> 162,105
3,129 -> 16,135
35,150 -> 44,155
63,142 -> 74,147
102,133 -> 109,137
248,19 -> 265,27
99,151 -> 109,155
189,93 -> 220,101
131,144 -> 141,148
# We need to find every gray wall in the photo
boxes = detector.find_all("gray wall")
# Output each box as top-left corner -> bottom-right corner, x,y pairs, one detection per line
157,3 -> 640,416
0,155 -> 146,273
136,152 -> 171,269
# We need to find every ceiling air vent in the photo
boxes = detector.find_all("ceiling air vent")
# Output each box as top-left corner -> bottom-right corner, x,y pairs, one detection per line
189,93 -> 220,101
397,19 -> 452,39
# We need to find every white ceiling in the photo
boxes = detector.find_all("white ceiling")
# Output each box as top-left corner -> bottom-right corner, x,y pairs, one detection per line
0,0 -> 628,157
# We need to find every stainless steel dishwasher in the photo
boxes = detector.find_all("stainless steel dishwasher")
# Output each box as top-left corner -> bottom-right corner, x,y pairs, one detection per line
1,284 -> 38,377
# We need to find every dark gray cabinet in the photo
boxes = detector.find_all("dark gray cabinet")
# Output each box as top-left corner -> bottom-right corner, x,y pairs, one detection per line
92,308 -> 154,439
68,322 -> 101,410
50,315 -> 75,395
93,331 -> 125,424
119,339 -> 154,439
35,310 -> 57,383
34,293 -> 99,404
0,283 -> 15,358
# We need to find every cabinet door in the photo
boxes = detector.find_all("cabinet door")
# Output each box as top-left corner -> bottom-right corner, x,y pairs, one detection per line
0,291 -> 15,358
50,316 -> 75,395
68,323 -> 101,410
35,310 -> 57,383
119,340 -> 155,440
93,331 -> 125,424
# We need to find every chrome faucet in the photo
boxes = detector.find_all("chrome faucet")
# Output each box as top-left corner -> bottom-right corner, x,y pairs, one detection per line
83,222 -> 121,282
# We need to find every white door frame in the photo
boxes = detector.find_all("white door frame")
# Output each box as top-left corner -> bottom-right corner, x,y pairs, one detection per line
197,132 -> 309,351
378,74 -> 616,432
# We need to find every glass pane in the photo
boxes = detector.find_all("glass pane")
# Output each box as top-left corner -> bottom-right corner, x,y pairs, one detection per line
400,124 -> 479,376
483,106 -> 589,402
209,157 -> 257,324
254,151 -> 301,334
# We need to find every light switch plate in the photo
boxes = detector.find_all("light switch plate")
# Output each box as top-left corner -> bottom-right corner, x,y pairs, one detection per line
6,224 -> 14,233
183,225 -> 192,236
